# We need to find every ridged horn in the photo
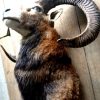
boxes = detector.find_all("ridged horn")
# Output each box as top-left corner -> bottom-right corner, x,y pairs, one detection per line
35,0 -> 100,47
0,45 -> 16,63
0,28 -> 16,62
0,28 -> 11,39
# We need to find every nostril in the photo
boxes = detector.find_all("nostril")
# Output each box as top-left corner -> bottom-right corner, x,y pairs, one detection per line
5,9 -> 11,12
27,8 -> 31,12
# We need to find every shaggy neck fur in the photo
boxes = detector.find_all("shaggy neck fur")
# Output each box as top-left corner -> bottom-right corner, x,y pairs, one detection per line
15,32 -> 41,70
14,15 -> 79,100
15,18 -> 70,70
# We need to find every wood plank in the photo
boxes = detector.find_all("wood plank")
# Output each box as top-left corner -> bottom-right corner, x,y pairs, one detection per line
55,5 -> 95,100
0,1 -> 21,99
85,35 -> 100,100
0,37 -> 22,100
76,0 -> 100,99
85,0 -> 100,99
0,52 -> 10,100
0,0 -> 10,100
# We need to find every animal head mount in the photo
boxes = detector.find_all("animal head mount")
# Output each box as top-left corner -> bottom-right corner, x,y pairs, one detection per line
3,6 -> 62,36
2,5 -> 63,62
2,0 -> 100,48
1,0 -> 100,62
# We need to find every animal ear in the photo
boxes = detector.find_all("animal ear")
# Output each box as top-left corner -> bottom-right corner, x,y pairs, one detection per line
49,8 -> 63,21
48,8 -> 63,27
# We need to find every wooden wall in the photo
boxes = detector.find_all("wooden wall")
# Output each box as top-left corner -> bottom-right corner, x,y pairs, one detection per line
0,0 -> 100,100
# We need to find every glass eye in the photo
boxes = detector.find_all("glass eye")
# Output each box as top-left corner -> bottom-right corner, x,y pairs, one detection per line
31,6 -> 43,13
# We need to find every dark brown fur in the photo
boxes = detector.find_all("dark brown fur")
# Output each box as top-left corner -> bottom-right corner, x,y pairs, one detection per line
14,12 -> 80,100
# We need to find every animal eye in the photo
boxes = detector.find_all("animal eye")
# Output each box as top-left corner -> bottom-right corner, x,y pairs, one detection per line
31,6 -> 43,13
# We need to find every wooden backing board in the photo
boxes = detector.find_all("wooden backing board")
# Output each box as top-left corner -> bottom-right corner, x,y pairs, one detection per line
55,5 -> 95,100
0,0 -> 22,98
0,37 -> 22,100
0,52 -> 10,100
0,0 -> 100,100
75,0 -> 100,99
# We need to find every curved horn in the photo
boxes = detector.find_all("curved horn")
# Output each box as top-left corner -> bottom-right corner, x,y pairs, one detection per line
0,45 -> 16,63
36,0 -> 100,47
0,28 -> 11,39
